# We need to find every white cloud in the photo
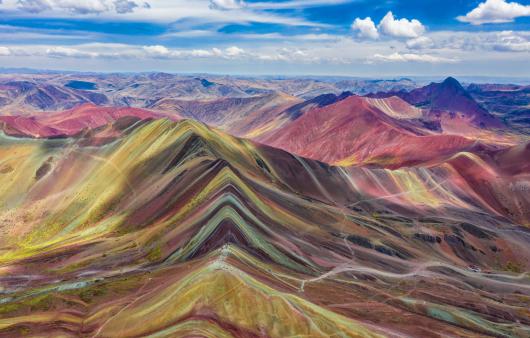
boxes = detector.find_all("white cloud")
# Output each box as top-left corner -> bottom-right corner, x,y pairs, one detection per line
190,49 -> 216,57
372,52 -> 457,63
248,0 -> 350,10
0,43 -> 250,60
410,30 -> 530,53
16,0 -> 51,13
143,45 -> 172,57
161,30 -> 215,39
225,46 -> 245,57
233,32 -> 339,41
141,46 -> 247,59
0,26 -> 97,41
0,34 -> 529,76
493,30 -> 530,51
406,36 -> 434,49
2,30 -> 528,71
352,11 -> 426,40
46,46 -> 98,58
457,0 -> 530,25
209,0 -> 245,10
15,0 -> 146,14
351,17 -> 379,39
143,45 -> 321,63
255,47 -> 324,63
378,11 -> 425,38
0,0 -> 324,27
0,45 -> 32,56
0,47 -> 11,56
113,0 -> 139,14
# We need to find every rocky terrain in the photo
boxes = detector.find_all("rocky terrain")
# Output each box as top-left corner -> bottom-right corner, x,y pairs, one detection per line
0,72 -> 529,337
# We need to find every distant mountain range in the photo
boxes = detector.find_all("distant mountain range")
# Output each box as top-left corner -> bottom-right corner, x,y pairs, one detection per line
1,76 -> 521,166
0,72 -> 418,114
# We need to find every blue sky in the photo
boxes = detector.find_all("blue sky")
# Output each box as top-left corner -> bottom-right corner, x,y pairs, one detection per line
0,0 -> 529,76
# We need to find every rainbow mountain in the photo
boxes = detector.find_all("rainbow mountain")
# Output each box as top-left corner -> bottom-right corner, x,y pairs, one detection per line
0,115 -> 529,337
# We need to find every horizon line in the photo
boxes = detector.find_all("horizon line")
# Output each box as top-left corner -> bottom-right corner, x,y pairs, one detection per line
2,67 -> 530,83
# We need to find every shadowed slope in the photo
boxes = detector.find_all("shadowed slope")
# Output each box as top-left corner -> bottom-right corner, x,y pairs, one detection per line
148,92 -> 301,138
467,83 -> 530,134
368,77 -> 503,129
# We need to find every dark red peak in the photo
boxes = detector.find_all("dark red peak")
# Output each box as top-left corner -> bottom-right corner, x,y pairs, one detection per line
285,91 -> 355,120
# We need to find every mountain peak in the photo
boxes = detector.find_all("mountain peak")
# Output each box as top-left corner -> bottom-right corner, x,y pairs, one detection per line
443,76 -> 459,83
440,76 -> 464,90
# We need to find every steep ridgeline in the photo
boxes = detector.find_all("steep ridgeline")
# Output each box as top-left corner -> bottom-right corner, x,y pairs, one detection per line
368,77 -> 503,129
0,119 -> 529,337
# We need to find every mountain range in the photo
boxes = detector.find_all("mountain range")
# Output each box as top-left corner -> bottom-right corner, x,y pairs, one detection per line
0,73 -> 529,337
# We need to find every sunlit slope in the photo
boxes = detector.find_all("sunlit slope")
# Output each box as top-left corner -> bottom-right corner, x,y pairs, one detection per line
258,96 -> 479,168
89,261 -> 383,338
0,119 -> 529,337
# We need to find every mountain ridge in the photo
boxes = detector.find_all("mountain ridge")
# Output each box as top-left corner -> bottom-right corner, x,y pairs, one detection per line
368,77 -> 503,129
0,73 -> 529,337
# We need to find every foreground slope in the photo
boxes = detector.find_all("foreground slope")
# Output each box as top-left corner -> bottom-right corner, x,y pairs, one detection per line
0,119 -> 529,337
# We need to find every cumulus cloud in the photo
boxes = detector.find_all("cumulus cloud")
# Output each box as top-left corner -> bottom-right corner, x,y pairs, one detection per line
378,11 -> 425,38
457,0 -> 530,25
209,0 -> 245,10
351,17 -> 379,39
15,0 -> 146,14
373,52 -> 457,63
352,12 -> 425,40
